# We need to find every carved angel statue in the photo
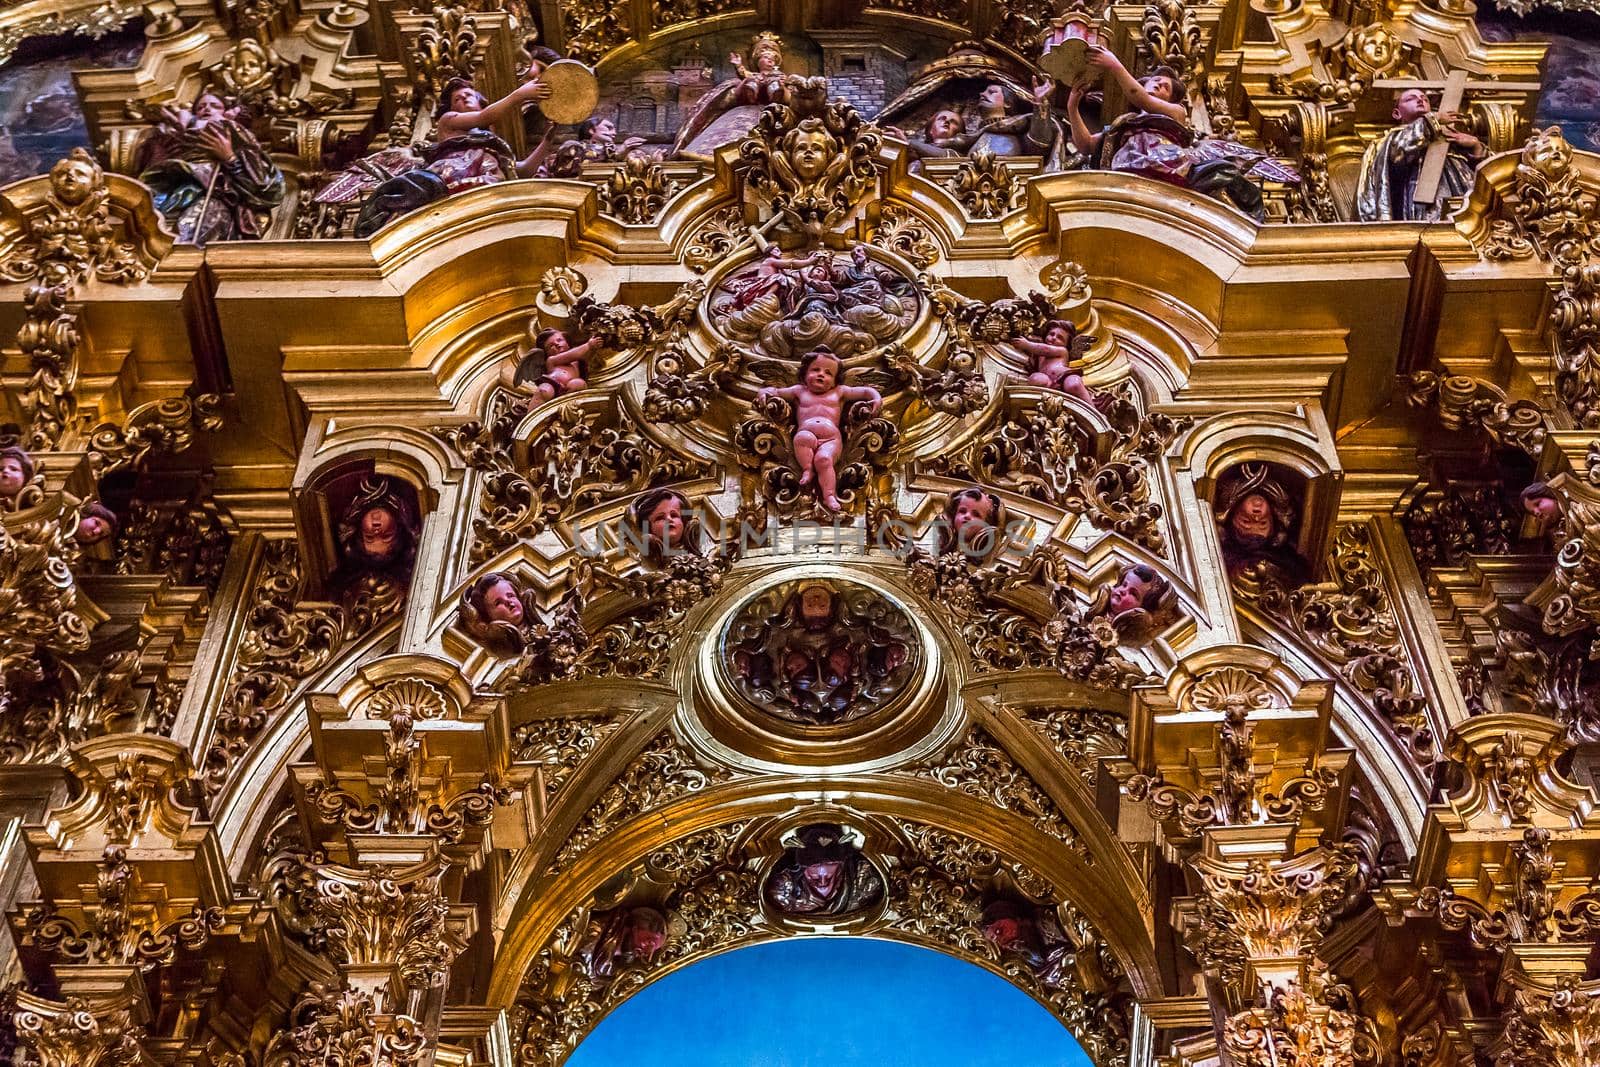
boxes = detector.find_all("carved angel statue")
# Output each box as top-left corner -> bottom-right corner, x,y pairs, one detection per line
1012,318 -> 1096,401
734,344 -> 898,518
712,242 -> 917,361
1213,463 -> 1312,591
1026,545 -> 1159,688
904,487 -> 1016,618
316,68 -> 560,237
981,897 -> 1075,986
579,905 -> 669,980
1087,563 -> 1177,642
0,446 -> 38,513
0,149 -> 149,287
509,324 -> 601,402
1063,48 -> 1266,220
1355,87 -> 1484,223
876,42 -> 1071,172
754,346 -> 884,512
458,571 -> 588,684
74,501 -> 119,548
607,488 -> 732,616
763,824 -> 885,917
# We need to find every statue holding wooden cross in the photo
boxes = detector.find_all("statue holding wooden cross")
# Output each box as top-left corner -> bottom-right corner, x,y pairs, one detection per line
1355,71 -> 1492,222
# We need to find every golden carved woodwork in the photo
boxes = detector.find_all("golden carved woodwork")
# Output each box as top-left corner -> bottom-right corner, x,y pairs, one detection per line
2,4 -> 1600,1067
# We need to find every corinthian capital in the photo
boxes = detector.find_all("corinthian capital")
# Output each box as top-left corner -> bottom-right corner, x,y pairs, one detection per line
1189,836 -> 1359,993
12,990 -> 149,1067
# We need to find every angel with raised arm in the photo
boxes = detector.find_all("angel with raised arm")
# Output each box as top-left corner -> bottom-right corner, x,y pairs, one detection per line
756,346 -> 883,512
511,325 -> 603,401
1012,318 -> 1095,402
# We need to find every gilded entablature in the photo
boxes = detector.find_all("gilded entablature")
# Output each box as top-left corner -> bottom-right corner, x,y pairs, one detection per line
5,3 -> 1600,1067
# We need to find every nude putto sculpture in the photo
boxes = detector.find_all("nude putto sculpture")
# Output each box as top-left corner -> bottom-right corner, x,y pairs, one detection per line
756,346 -> 883,512
510,324 -> 601,402
1010,318 -> 1095,402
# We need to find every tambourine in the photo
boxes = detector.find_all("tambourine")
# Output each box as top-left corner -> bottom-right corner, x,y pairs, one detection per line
539,59 -> 600,125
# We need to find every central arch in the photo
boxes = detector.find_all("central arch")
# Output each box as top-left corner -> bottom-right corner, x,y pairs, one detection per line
566,940 -> 1100,1067
566,938 -> 1097,1067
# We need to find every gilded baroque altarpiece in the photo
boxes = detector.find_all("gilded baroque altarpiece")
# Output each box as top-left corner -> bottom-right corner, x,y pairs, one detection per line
0,0 -> 1598,1065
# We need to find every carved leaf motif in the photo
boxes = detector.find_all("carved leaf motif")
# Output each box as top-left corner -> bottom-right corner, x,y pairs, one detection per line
871,205 -> 938,269
441,396 -> 712,564
0,148 -> 158,288
945,150 -> 1024,219
514,716 -> 621,801
1008,704 -> 1129,782
551,734 -> 737,871
597,157 -> 681,226
1256,524 -> 1432,763
930,393 -> 1174,552
904,726 -> 1082,852
201,541 -> 373,798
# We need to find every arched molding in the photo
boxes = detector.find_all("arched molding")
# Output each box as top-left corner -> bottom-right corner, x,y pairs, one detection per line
211,620 -> 402,879
486,776 -> 1162,1003
1235,610 -> 1428,848
1166,405 -> 1342,596
210,165 -> 1418,406
530,919 -> 1111,1067
488,677 -> 1161,1009
1173,406 -> 1339,488
291,420 -> 463,505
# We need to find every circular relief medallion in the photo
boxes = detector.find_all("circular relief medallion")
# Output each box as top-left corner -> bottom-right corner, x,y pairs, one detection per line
721,579 -> 920,726
707,245 -> 920,362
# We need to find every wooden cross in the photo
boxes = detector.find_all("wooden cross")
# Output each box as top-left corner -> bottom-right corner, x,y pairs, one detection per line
1372,70 -> 1541,206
